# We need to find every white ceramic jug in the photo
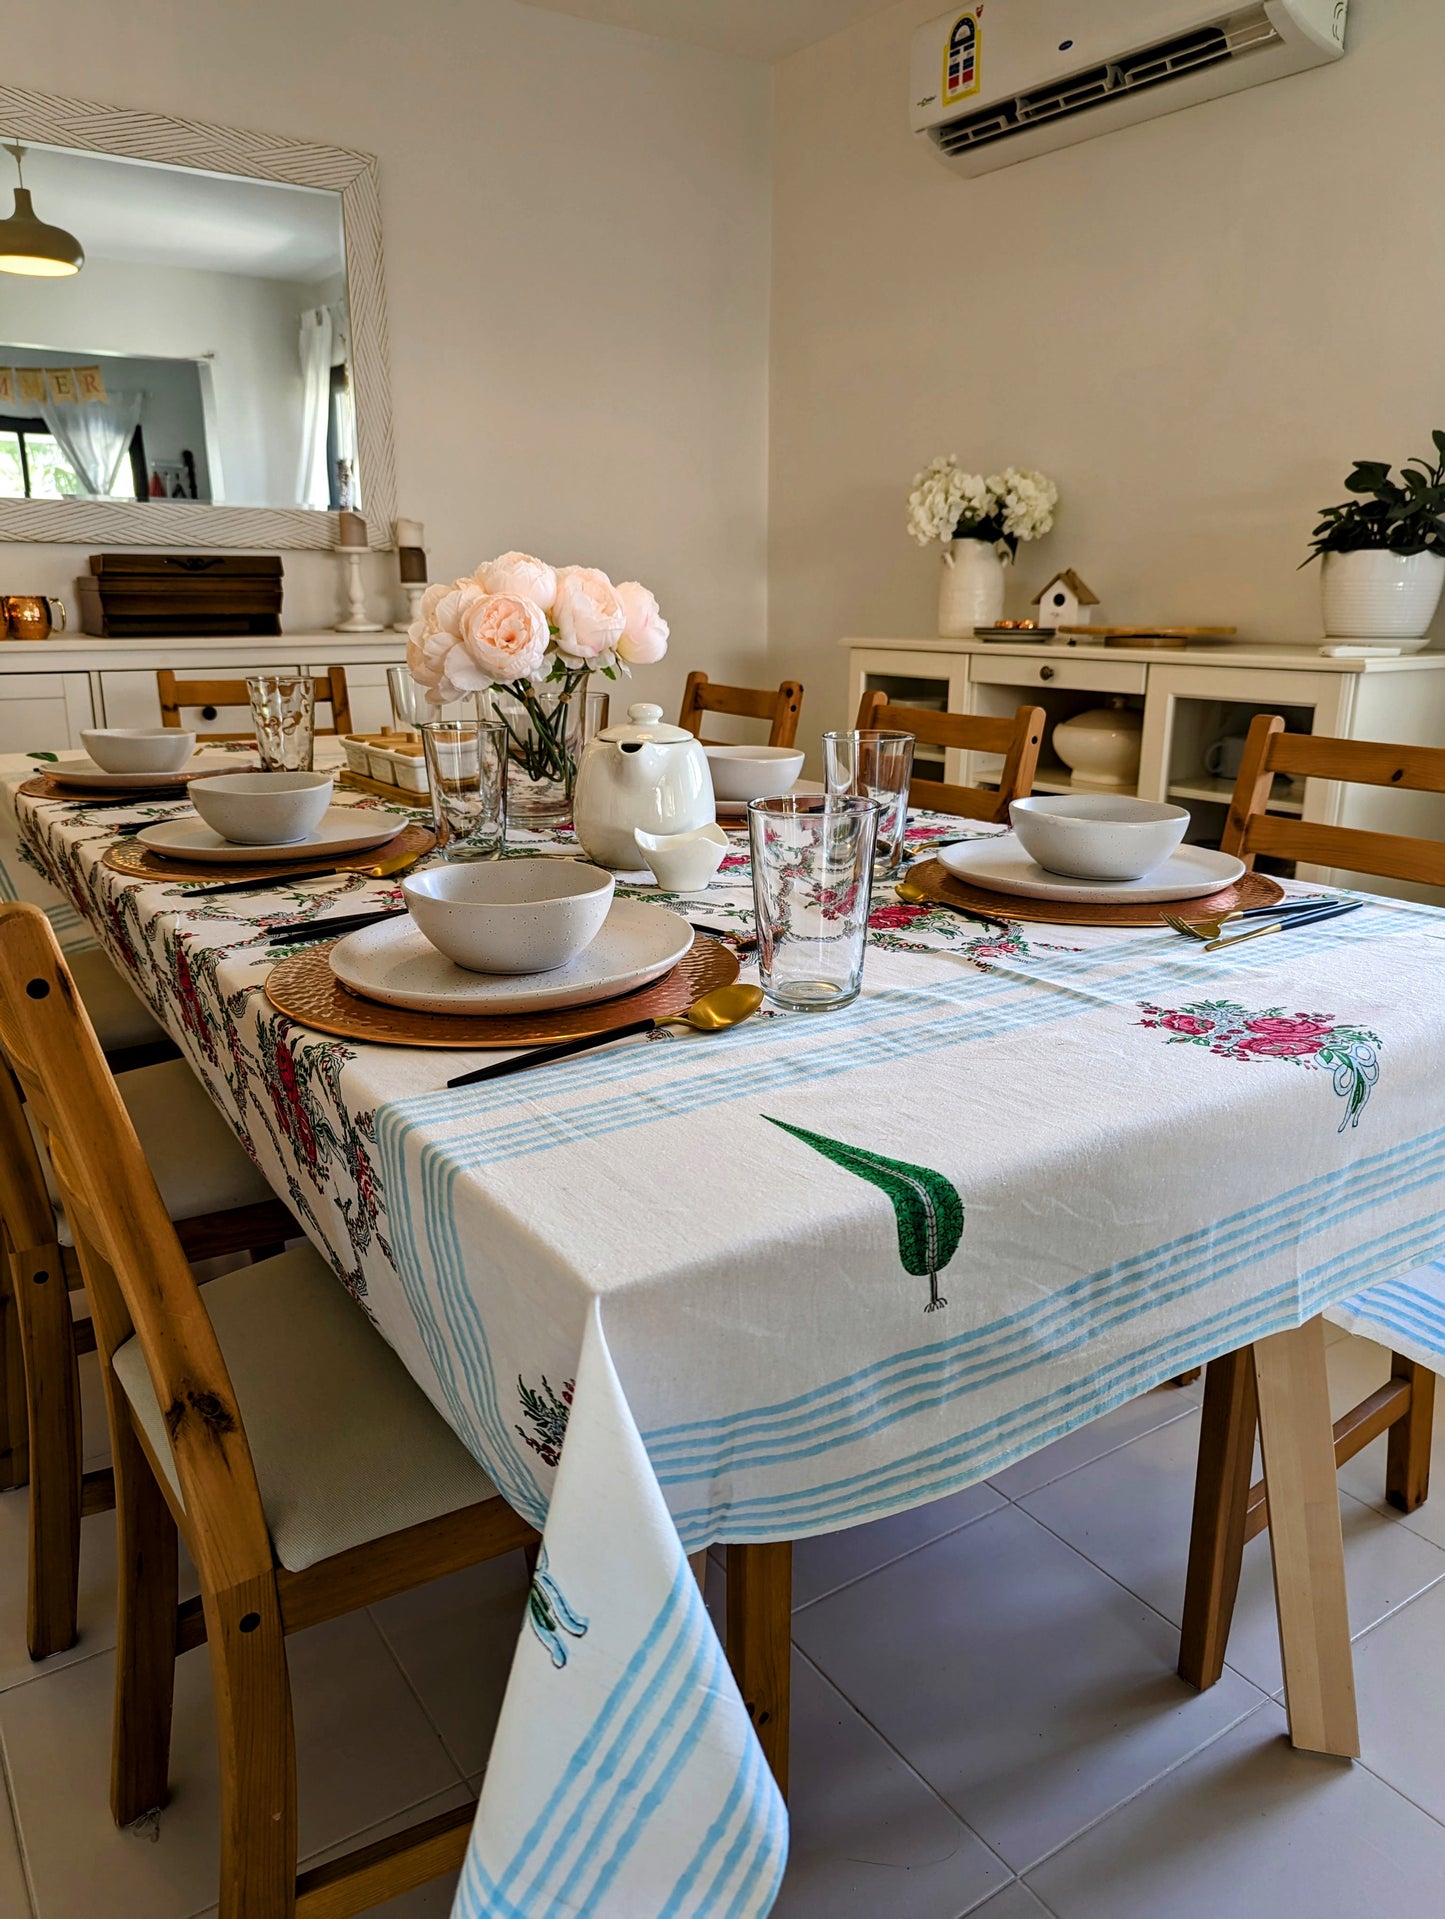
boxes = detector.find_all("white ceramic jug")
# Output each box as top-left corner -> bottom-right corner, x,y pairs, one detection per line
572,702 -> 716,869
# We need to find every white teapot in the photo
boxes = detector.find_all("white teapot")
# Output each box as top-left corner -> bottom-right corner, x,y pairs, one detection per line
573,703 -> 715,869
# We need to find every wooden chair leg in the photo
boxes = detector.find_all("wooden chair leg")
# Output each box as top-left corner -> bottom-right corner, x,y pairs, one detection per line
726,1542 -> 791,1800
1170,1369 -> 1202,1387
1179,1346 -> 1257,1691
111,1418 -> 179,1826
0,1239 -> 29,1493
13,1240 -> 82,1660
688,1550 -> 709,1593
207,1577 -> 297,1919
1252,1319 -> 1359,1757
1385,1356 -> 1435,1513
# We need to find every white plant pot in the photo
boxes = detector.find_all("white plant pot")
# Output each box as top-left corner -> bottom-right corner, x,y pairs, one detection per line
938,538 -> 1006,637
1320,549 -> 1445,645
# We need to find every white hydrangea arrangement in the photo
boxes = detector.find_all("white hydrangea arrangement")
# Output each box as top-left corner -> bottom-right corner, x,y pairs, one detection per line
907,456 -> 1058,560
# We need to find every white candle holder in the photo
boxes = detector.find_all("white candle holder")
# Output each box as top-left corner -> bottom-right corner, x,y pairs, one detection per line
391,583 -> 425,634
334,545 -> 383,633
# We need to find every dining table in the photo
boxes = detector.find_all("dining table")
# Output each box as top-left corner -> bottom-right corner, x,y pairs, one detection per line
7,743 -> 1445,1919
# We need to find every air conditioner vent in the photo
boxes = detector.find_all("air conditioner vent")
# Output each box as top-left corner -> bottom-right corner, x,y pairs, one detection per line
932,5 -> 1285,159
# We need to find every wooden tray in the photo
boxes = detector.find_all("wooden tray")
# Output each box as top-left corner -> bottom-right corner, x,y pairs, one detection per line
102,820 -> 435,887
265,930 -> 740,1049
905,858 -> 1285,928
1055,625 -> 1237,652
339,768 -> 428,809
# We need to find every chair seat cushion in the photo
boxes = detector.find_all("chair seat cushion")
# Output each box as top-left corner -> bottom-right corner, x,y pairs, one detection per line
112,1243 -> 498,1572
29,1057 -> 277,1245
69,947 -> 166,1052
1327,1260 -> 1445,1372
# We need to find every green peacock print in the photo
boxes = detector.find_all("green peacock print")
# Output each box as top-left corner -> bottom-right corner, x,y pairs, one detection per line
764,1117 -> 964,1313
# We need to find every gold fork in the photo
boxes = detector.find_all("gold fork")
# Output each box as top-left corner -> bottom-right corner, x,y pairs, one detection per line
1161,896 -> 1334,942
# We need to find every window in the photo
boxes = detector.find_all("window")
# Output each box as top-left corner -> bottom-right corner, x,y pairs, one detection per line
0,414 -> 147,501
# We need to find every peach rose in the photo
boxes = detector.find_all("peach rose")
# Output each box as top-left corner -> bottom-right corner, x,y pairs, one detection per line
440,592 -> 551,690
474,551 -> 557,613
616,580 -> 669,665
552,565 -> 626,663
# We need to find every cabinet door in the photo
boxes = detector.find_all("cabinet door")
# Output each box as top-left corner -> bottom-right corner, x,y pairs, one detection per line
0,672 -> 94,752
847,649 -> 969,787
100,664 -> 301,732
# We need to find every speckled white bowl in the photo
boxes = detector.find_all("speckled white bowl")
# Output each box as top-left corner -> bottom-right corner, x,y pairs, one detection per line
81,727 -> 195,774
702,745 -> 805,803
188,771 -> 333,846
402,858 -> 615,974
1009,795 -> 1189,882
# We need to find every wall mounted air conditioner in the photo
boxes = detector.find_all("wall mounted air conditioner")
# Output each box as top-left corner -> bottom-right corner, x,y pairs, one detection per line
911,1 -> 1348,175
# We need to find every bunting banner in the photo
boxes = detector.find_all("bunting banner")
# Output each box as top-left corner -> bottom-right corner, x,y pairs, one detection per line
45,368 -> 79,404
0,365 -> 112,407
0,368 -> 13,407
15,369 -> 47,407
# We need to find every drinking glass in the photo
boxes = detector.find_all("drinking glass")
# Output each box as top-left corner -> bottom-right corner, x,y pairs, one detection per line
822,729 -> 915,878
748,794 -> 880,1012
388,665 -> 475,732
421,719 -> 507,861
247,675 -> 316,772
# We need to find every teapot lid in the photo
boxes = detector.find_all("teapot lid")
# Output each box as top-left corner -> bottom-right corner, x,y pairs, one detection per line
597,701 -> 695,745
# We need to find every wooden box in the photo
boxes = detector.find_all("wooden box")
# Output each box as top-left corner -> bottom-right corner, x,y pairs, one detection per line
78,553 -> 284,637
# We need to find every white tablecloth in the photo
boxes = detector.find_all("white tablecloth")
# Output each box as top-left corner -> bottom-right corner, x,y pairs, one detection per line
11,761 -> 1445,1916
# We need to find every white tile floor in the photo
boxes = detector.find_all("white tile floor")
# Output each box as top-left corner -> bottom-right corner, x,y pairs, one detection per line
5,1335 -> 1445,1916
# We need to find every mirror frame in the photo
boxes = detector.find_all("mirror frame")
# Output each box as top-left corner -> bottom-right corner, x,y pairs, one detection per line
0,84 -> 396,549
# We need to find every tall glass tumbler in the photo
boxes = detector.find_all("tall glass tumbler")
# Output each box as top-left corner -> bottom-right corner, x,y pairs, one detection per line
421,719 -> 507,861
388,665 -> 474,732
822,729 -> 915,878
748,795 -> 880,1012
247,675 -> 317,772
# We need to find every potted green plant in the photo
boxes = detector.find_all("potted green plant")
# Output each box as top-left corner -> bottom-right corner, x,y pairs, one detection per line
1306,438 -> 1445,646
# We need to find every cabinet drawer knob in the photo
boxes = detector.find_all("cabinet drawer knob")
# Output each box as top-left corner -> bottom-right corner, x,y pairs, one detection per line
1039,665 -> 1055,682
201,705 -> 219,720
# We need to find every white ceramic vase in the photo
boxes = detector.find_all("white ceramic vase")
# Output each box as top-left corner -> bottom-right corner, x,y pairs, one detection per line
1320,549 -> 1445,646
938,537 -> 1006,637
1051,701 -> 1143,791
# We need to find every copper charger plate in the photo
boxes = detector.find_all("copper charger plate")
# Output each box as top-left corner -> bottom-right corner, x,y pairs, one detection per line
907,857 -> 1285,928
102,820 -> 435,886
18,765 -> 260,802
264,930 -> 741,1049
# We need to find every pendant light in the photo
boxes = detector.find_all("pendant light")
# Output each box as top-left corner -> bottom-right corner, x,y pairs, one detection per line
0,143 -> 84,277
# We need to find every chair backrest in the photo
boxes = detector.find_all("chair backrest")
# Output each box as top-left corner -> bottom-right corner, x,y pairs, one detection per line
1223,715 -> 1445,888
677,672 -> 804,749
157,666 -> 352,742
854,692 -> 1046,824
0,904 -> 272,1590
0,1052 -> 57,1263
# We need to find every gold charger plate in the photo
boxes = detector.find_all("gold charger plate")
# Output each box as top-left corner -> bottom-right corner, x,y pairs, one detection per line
264,932 -> 741,1048
102,820 -> 435,886
906,858 -> 1285,928
18,765 -> 260,802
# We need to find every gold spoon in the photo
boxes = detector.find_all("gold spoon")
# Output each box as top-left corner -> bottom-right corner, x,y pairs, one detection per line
894,875 -> 1010,930
446,983 -> 765,1088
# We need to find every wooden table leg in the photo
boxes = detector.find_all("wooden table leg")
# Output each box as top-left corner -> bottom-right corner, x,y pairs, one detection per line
1385,1354 -> 1435,1513
688,1550 -> 709,1594
1253,1319 -> 1359,1757
1179,1346 -> 1257,1691
726,1542 -> 791,1799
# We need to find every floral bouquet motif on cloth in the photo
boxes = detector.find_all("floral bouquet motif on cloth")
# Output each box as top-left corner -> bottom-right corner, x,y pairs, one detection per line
1138,1000 -> 1382,1131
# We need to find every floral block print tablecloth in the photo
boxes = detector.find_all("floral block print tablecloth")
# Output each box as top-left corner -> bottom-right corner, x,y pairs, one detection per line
12,767 -> 1445,1918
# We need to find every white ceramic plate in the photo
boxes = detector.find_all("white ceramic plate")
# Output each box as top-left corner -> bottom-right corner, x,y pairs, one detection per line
47,752 -> 242,791
135,808 -> 402,864
714,777 -> 825,820
329,899 -> 694,1015
937,836 -> 1247,904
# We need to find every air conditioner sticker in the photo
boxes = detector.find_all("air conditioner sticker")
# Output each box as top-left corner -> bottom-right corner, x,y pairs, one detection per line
943,10 -> 983,107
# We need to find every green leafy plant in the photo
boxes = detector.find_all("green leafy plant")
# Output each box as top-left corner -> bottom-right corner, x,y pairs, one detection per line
1305,434 -> 1445,564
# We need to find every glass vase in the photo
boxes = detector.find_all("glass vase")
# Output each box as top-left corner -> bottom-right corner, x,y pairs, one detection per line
488,683 -> 608,830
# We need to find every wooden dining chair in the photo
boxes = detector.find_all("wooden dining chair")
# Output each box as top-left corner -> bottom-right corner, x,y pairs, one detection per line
855,691 -> 1046,824
0,1034 -> 296,1662
0,901 -> 546,1916
156,667 -> 352,743
1179,713 -> 1445,1694
678,672 -> 804,749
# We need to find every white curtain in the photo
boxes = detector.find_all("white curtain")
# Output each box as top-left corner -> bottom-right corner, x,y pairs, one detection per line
296,305 -> 334,509
41,392 -> 143,497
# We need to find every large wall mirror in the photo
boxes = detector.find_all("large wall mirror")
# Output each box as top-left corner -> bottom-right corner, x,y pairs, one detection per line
0,87 -> 395,548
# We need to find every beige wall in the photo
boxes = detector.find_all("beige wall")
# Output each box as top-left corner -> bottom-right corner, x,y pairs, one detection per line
769,0 -> 1445,736
2,0 -> 772,721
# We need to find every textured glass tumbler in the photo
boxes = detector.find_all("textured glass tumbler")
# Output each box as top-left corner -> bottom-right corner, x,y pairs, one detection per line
247,675 -> 316,772
422,720 -> 507,861
822,729 -> 915,878
748,795 -> 880,1012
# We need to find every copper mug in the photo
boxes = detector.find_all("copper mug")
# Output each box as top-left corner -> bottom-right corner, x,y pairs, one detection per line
3,596 -> 67,641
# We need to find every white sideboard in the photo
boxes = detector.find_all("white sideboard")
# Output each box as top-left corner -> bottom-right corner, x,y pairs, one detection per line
0,632 -> 409,752
843,636 -> 1445,898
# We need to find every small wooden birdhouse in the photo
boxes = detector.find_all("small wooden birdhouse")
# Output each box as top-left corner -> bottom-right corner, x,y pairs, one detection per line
1032,570 -> 1100,629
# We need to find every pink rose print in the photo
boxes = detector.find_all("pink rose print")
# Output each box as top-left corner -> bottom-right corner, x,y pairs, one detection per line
1137,1000 -> 1381,1130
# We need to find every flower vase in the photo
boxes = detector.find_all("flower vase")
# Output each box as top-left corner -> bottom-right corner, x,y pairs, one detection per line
488,684 -> 608,829
938,538 -> 1006,637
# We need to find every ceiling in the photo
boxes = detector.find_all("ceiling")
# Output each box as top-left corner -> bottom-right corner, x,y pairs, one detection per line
7,144 -> 345,283
514,0 -> 901,62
